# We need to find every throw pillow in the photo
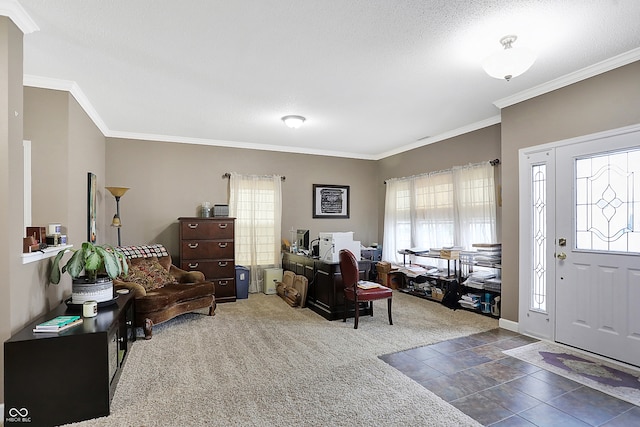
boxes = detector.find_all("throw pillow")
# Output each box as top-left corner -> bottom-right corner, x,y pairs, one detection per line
122,257 -> 178,291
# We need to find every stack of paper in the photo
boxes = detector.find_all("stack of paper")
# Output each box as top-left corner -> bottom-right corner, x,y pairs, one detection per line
459,293 -> 481,309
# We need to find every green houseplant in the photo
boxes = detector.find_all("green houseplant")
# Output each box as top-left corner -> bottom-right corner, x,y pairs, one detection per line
50,242 -> 128,284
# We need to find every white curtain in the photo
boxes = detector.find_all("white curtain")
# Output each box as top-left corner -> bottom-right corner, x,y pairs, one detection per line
382,178 -> 411,263
382,161 -> 497,263
229,173 -> 282,293
453,162 -> 497,249
383,171 -> 455,263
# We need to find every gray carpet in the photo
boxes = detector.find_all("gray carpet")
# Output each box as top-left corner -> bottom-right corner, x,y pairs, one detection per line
66,291 -> 498,426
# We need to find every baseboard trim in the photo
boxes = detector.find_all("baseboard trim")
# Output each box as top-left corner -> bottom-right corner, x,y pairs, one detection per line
499,318 -> 518,333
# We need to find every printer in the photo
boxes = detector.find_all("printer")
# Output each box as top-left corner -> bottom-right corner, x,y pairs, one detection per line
318,232 -> 361,263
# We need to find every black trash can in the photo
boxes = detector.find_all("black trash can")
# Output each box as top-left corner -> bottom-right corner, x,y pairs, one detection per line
235,266 -> 250,299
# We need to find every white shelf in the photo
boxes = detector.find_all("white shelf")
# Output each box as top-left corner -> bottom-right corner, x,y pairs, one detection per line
22,244 -> 73,265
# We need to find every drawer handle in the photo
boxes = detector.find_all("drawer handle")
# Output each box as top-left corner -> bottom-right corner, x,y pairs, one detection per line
219,280 -> 228,286
188,223 -> 199,229
188,243 -> 199,249
218,261 -> 228,267
188,263 -> 199,269
218,242 -> 228,248
218,223 -> 228,229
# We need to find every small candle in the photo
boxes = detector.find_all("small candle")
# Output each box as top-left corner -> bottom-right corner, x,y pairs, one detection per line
83,300 -> 98,317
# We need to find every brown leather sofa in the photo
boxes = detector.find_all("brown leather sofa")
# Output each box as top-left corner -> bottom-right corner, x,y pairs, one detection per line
113,245 -> 215,339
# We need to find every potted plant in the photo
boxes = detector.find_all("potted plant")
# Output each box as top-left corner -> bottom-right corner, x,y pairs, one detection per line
50,242 -> 129,304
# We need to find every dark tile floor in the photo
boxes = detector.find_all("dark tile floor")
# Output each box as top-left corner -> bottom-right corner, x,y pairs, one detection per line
380,328 -> 640,426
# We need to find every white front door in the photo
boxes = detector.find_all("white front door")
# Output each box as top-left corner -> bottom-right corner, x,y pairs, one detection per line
519,125 -> 640,367
555,131 -> 640,366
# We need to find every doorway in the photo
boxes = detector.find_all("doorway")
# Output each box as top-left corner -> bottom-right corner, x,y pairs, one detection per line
519,124 -> 640,367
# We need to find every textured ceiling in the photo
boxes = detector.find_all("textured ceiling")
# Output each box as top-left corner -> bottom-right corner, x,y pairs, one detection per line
13,0 -> 640,159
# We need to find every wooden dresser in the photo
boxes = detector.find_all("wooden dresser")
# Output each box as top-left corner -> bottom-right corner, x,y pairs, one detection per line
178,217 -> 236,303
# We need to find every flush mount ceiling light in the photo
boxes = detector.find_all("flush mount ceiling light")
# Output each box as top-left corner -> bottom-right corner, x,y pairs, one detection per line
281,115 -> 306,129
482,35 -> 536,81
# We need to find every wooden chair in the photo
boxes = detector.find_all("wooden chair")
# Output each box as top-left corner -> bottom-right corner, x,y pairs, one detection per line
339,249 -> 393,329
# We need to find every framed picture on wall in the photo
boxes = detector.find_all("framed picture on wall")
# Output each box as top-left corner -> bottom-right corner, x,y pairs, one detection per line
88,172 -> 97,243
313,184 -> 350,218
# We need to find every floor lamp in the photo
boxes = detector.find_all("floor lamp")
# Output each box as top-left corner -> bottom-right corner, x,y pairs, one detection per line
106,187 -> 129,246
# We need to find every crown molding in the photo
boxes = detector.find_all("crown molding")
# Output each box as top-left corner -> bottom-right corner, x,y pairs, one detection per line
24,75 -> 110,135
0,0 -> 39,34
494,47 -> 640,109
106,130 -> 378,160
23,46 -> 637,161
375,115 -> 502,160
23,75 -> 378,160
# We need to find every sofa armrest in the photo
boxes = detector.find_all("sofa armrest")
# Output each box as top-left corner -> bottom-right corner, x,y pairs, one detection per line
169,265 -> 206,283
114,279 -> 147,298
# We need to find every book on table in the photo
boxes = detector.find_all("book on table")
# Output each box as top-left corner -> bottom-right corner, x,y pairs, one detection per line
34,315 -> 83,333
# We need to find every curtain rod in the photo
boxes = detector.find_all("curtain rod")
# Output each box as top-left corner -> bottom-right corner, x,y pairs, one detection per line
222,173 -> 286,181
384,159 -> 500,184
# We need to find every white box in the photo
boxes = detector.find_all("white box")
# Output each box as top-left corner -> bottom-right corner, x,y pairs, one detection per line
319,232 -> 361,263
263,268 -> 282,294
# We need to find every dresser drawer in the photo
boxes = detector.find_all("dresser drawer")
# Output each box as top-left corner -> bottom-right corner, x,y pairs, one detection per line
181,259 -> 235,279
211,278 -> 236,299
180,220 -> 234,240
181,240 -> 234,259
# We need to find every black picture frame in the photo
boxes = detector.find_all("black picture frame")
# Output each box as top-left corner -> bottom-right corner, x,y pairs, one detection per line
313,184 -> 350,218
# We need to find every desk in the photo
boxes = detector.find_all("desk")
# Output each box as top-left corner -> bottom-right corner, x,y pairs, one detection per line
282,252 -> 374,320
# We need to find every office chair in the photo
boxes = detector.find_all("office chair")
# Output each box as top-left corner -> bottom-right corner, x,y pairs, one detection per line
339,249 -> 393,329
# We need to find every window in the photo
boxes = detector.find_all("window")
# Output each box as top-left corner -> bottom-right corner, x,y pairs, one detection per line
229,173 -> 282,292
531,163 -> 547,312
383,162 -> 497,263
575,148 -> 640,253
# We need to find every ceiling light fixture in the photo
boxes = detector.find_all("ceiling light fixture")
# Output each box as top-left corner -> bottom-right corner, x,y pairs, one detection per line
482,35 -> 536,81
281,115 -> 306,129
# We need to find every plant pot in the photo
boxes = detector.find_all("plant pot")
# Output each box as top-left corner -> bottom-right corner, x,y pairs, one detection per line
71,275 -> 114,304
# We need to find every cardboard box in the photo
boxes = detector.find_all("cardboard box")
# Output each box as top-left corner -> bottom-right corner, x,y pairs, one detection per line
430,288 -> 444,301
440,249 -> 460,260
376,261 -> 392,274
376,271 -> 401,290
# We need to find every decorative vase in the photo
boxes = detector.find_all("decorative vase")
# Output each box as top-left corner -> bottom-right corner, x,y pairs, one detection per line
71,275 -> 114,304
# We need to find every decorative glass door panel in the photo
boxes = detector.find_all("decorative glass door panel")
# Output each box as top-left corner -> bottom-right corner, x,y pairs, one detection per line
575,149 -> 640,253
556,131 -> 640,367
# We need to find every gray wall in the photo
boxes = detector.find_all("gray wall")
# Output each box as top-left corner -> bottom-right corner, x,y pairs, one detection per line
22,87 -> 107,315
0,16 -> 25,403
500,60 -> 640,322
105,139 -> 379,258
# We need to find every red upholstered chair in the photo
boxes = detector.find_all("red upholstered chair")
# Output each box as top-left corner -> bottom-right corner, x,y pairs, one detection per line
339,249 -> 393,329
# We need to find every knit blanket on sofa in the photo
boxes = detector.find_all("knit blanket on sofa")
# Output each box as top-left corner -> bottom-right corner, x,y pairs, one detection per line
118,244 -> 170,259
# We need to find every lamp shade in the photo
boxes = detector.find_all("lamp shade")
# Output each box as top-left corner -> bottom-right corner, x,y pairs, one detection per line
106,187 -> 129,198
281,115 -> 306,129
482,35 -> 536,81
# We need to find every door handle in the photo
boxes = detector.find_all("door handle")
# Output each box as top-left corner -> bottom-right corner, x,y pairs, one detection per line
557,252 -> 567,260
